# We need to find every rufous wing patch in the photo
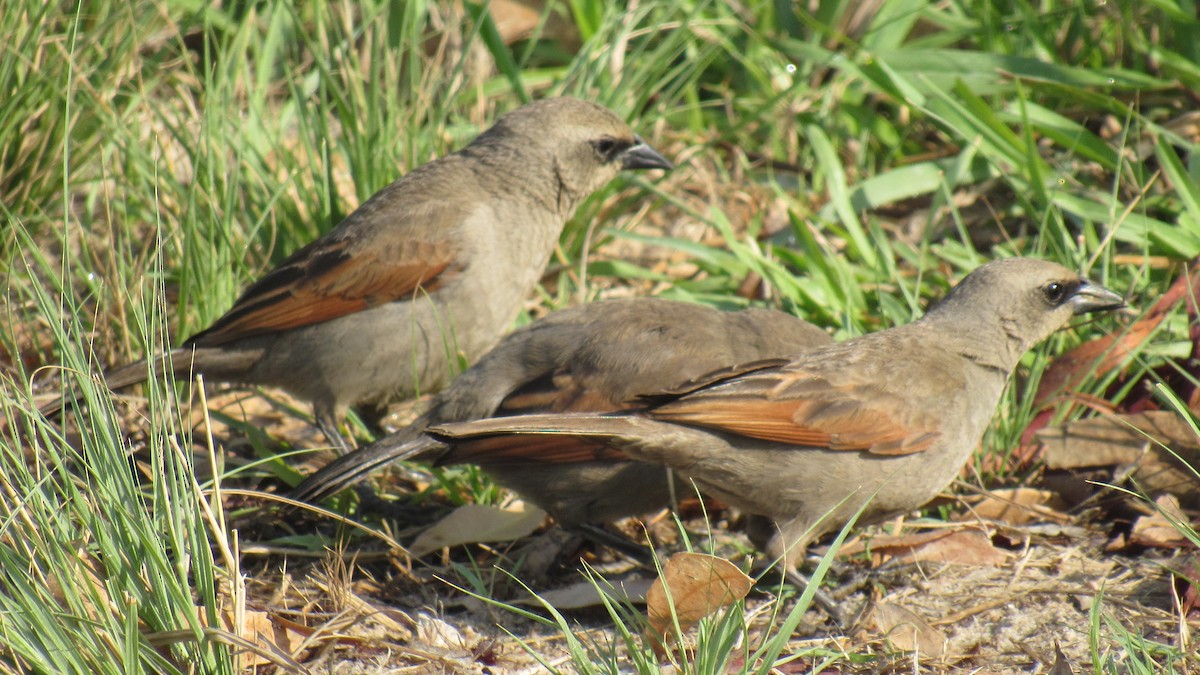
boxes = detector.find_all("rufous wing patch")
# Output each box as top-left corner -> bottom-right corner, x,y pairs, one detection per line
650,370 -> 940,456
187,238 -> 459,346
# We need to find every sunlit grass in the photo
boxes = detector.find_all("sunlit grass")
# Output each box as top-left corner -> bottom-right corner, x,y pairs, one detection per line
3,0 -> 1198,670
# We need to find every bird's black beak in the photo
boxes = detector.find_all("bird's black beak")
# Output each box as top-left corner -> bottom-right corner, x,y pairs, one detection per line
621,137 -> 673,171
1069,280 -> 1125,314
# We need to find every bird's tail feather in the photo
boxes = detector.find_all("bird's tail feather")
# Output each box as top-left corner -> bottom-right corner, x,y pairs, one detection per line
430,413 -> 637,440
290,425 -> 443,503
37,347 -> 261,418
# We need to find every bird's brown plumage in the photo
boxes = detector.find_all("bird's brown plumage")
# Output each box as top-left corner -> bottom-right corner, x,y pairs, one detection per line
291,297 -> 833,525
41,98 -> 672,450
188,239 -> 460,345
428,258 -> 1125,569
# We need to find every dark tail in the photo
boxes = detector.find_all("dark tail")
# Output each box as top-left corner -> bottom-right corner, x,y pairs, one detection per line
37,353 -> 170,418
37,346 -> 263,418
290,424 -> 445,503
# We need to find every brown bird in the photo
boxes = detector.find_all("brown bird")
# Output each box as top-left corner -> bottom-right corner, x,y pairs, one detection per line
40,98 -> 672,450
292,297 -> 833,527
426,258 -> 1125,574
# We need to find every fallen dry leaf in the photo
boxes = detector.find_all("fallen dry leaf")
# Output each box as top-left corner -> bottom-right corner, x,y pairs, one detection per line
961,487 -> 1071,526
1172,554 -> 1200,619
409,502 -> 547,556
1123,495 -> 1195,550
414,611 -> 470,653
1038,411 -> 1200,508
841,529 -> 1008,567
468,0 -> 580,46
488,0 -> 541,43
871,601 -> 947,658
1039,411 -> 1200,468
644,552 -> 753,655
217,608 -> 311,669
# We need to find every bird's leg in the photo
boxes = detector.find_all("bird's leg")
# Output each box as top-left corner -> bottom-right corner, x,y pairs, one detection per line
571,523 -> 656,563
353,400 -> 392,438
315,409 -> 355,455
783,566 -> 850,629
750,515 -> 851,628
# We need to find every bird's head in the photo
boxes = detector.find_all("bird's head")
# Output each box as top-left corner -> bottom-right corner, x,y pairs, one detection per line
924,257 -> 1125,356
471,97 -> 672,212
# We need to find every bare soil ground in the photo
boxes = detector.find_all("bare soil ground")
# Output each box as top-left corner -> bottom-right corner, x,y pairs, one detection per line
102,386 -> 1192,674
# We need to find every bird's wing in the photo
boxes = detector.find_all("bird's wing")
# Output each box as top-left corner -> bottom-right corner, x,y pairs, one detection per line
496,369 -> 627,414
649,363 -> 943,456
434,429 -> 630,466
634,358 -> 793,404
186,235 -> 460,346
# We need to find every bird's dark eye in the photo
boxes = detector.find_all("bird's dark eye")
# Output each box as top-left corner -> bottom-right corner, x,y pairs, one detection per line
592,137 -> 626,162
1043,281 -> 1070,305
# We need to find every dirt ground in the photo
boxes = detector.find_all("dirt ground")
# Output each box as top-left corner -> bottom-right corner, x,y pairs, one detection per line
126,388 -> 1194,674
280,506 -> 1183,673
